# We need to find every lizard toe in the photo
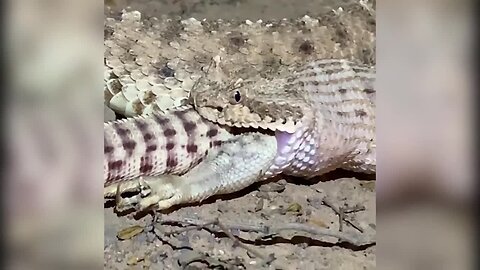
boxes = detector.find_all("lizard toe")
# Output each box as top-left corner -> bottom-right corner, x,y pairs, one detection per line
135,175 -> 184,211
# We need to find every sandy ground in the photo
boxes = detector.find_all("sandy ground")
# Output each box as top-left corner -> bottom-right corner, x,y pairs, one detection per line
104,1 -> 376,269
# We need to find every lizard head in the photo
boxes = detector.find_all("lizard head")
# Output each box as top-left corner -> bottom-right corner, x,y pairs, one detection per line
191,78 -> 308,134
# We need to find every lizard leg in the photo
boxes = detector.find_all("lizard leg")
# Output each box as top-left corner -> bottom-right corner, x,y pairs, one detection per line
133,133 -> 278,212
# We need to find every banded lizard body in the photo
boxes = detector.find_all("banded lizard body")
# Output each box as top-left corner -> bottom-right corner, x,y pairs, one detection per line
110,59 -> 376,212
103,106 -> 233,198
103,106 -> 277,210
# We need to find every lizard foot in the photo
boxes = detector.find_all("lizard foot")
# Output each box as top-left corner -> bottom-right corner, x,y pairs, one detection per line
110,175 -> 191,212
112,178 -> 152,212
113,133 -> 278,213
134,175 -> 188,211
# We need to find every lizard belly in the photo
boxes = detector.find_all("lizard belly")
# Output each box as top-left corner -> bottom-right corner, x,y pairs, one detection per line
267,127 -> 354,178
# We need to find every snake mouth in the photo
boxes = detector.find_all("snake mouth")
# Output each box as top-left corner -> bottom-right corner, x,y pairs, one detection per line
196,106 -> 296,158
197,106 -> 299,134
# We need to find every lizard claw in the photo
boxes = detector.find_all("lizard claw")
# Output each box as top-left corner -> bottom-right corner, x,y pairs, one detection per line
118,175 -> 188,212
113,178 -> 151,212
108,133 -> 278,214
108,175 -> 188,213
135,175 -> 184,211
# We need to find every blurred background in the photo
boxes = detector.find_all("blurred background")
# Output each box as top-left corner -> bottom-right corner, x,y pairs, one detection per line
377,0 -> 474,269
6,0 -> 475,269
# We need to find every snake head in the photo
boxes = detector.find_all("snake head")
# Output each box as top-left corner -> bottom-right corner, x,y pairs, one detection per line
191,78 -> 307,133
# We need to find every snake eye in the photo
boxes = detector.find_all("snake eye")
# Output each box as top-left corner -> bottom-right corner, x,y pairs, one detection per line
233,90 -> 241,103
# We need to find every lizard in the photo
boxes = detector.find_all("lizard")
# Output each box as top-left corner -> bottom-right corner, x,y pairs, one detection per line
103,5 -> 376,211
103,106 -> 233,198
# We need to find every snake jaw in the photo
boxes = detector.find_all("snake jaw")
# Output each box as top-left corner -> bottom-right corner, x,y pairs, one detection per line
191,76 -> 308,134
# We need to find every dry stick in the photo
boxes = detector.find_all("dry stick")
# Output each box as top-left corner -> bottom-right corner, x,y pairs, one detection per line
162,217 -> 271,263
214,219 -> 274,264
339,205 -> 366,232
321,197 -> 365,233
339,208 -> 344,232
343,205 -> 366,214
149,217 -> 231,268
159,216 -> 374,246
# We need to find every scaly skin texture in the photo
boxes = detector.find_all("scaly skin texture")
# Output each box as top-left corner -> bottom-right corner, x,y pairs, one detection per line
104,6 -> 375,117
115,60 -> 376,212
121,133 -> 278,211
103,5 -> 376,211
103,106 -> 232,197
193,59 -> 376,176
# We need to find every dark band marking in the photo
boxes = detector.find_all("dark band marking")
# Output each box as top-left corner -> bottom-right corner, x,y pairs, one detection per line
157,114 -> 178,174
153,114 -> 170,125
166,157 -> 178,168
186,144 -> 198,153
134,119 -> 159,176
183,121 -> 197,133
144,133 -> 153,141
206,128 -> 218,137
115,127 -> 128,136
134,119 -> 148,130
140,163 -> 154,174
164,129 -> 176,137
104,130 -> 117,182
104,145 -> 114,154
113,122 -> 136,157
166,142 -> 175,150
134,119 -> 157,175
174,110 -> 197,134
104,135 -> 114,154
146,145 -> 157,152
139,156 -> 153,174
108,160 -> 123,171
174,110 -> 201,160
123,141 -> 136,151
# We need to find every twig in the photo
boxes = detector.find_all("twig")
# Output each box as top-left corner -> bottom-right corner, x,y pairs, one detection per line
164,220 -> 217,236
158,216 -> 374,246
322,197 -> 365,233
160,217 -> 273,266
214,218 -> 273,263
343,205 -> 366,214
339,207 -> 344,232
